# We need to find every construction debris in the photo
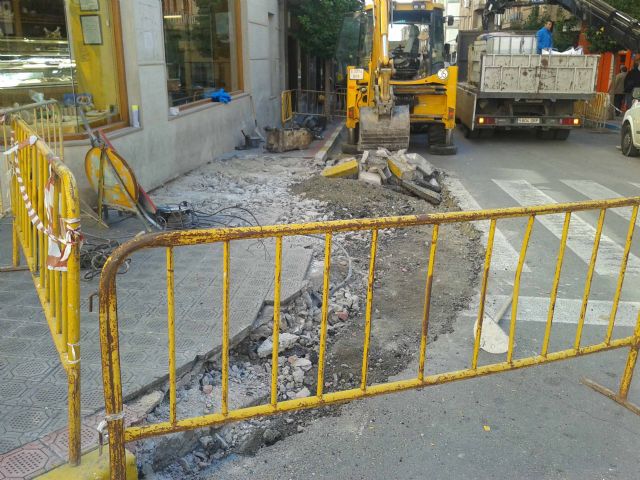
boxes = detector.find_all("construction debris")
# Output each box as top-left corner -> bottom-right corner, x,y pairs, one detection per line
321,148 -> 443,205
321,158 -> 359,178
265,127 -> 313,153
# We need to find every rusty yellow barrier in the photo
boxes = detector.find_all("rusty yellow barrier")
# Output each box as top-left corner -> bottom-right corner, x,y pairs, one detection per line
281,89 -> 347,127
99,197 -> 640,479
281,90 -> 293,127
1,102 -> 82,465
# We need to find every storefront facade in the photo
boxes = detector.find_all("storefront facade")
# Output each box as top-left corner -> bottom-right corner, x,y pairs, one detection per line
1,0 -> 286,198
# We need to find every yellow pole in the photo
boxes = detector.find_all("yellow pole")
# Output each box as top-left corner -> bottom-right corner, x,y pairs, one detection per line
508,215 -> 535,363
316,233 -> 332,398
222,241 -> 230,415
419,225 -> 439,380
472,220 -> 496,369
271,237 -> 283,407
605,205 -> 638,344
167,248 -> 177,425
574,209 -> 605,350
361,229 -> 379,390
542,213 -> 571,356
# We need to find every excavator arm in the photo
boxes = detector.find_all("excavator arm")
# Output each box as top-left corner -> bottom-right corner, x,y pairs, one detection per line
482,0 -> 640,52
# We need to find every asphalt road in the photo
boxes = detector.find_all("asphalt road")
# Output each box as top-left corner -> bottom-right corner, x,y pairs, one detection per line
207,127 -> 640,480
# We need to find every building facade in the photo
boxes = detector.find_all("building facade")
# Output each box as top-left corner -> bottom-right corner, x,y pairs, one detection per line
1,0 -> 287,200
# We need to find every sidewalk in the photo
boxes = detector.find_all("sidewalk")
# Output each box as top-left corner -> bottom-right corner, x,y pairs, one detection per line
0,127 -> 342,478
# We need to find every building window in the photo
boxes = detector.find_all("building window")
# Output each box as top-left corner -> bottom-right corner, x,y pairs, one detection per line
162,0 -> 242,108
0,0 -> 128,135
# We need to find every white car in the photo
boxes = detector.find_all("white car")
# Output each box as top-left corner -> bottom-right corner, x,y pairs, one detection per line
622,88 -> 640,156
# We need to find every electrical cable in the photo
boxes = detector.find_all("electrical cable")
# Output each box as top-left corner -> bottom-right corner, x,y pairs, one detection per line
305,234 -> 353,293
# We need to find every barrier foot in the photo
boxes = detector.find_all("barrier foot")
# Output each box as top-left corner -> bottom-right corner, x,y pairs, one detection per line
581,377 -> 640,416
0,265 -> 29,272
35,447 -> 138,480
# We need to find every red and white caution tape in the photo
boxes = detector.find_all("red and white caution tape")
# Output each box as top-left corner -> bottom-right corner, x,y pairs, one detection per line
3,135 -> 83,271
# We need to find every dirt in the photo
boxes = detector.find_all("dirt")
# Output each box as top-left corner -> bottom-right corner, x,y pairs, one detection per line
138,150 -> 483,479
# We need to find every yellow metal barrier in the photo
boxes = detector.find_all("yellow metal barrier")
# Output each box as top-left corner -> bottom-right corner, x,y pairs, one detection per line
100,197 -> 640,479
281,90 -> 293,127
281,89 -> 347,126
575,92 -> 614,129
1,102 -> 82,465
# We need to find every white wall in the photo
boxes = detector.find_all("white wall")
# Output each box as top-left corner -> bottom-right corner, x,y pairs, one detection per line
63,0 -> 285,201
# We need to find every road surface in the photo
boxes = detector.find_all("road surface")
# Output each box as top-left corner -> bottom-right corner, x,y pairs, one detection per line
207,127 -> 640,480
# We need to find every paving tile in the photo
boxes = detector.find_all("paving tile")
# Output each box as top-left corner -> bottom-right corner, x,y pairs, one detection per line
0,219 -> 312,458
0,440 -> 64,479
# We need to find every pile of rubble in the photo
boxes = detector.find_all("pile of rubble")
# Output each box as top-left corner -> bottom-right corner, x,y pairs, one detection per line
137,284 -> 362,477
321,148 -> 442,205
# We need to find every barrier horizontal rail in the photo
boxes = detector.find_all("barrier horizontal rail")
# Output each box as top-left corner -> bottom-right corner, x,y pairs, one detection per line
1,102 -> 82,465
99,196 -> 640,479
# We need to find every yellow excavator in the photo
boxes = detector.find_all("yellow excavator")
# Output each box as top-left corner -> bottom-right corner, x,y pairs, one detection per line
338,0 -> 457,154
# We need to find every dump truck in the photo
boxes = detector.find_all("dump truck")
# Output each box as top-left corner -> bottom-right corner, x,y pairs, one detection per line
456,32 -> 599,140
338,0 -> 458,154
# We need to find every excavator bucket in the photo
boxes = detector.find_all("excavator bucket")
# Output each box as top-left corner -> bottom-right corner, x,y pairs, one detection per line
358,105 -> 410,152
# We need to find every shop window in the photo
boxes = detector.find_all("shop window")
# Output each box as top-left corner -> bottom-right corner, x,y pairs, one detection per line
162,0 -> 242,108
0,0 -> 127,136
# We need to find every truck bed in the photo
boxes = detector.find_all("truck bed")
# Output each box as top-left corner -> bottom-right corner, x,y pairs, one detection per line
469,54 -> 599,96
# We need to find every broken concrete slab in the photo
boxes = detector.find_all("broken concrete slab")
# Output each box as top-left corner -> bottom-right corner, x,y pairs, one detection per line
405,152 -> 437,178
401,179 -> 442,205
387,154 -> 417,181
358,171 -> 382,186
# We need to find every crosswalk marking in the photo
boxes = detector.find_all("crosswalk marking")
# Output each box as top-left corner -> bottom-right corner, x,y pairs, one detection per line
446,177 -> 528,272
494,179 -> 640,275
479,294 -> 638,327
561,180 -> 637,224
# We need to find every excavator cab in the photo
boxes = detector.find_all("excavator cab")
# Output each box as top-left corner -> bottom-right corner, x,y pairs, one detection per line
338,1 -> 458,154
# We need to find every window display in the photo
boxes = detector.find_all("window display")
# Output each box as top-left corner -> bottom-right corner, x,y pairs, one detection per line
0,0 -> 126,135
162,0 -> 242,107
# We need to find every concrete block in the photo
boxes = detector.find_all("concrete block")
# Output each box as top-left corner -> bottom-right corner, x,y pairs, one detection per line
401,180 -> 442,205
368,166 -> 391,184
405,152 -> 437,178
265,128 -> 313,153
359,171 -> 382,186
321,159 -> 359,178
387,154 -> 417,181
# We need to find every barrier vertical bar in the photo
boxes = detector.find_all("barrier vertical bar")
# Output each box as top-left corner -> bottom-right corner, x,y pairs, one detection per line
361,229 -> 378,390
472,220 -> 496,370
316,233 -> 332,398
64,174 -> 81,466
61,192 -> 69,349
221,241 -> 230,415
605,206 -> 638,344
508,215 -> 535,363
619,311 -> 640,401
167,247 -> 177,425
271,237 -> 283,406
99,256 -> 126,479
575,209 -> 605,350
419,225 -> 440,380
542,212 -> 571,356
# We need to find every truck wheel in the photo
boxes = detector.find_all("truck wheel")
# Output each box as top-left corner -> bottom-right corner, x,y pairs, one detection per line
622,123 -> 640,157
553,129 -> 571,140
536,129 -> 554,140
463,126 -> 479,139
479,129 -> 494,139
428,145 -> 458,155
341,142 -> 360,155
427,124 -> 447,146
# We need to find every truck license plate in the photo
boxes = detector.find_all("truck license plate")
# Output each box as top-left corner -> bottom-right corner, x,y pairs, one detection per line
517,117 -> 541,124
